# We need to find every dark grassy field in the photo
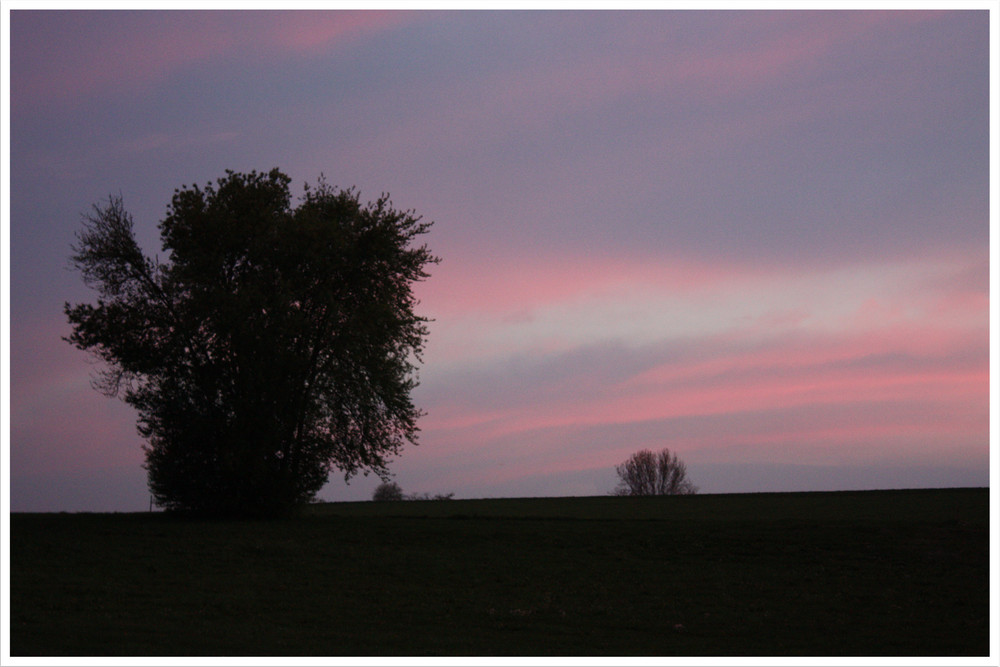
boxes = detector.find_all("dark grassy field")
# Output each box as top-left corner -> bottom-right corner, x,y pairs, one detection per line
10,488 -> 990,656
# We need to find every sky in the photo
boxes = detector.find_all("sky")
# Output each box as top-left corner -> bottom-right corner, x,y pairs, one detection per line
3,8 -> 995,512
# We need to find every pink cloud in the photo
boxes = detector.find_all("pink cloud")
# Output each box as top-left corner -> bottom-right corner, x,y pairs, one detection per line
676,11 -> 937,93
416,252 -> 753,319
439,357 -> 985,446
413,244 -> 988,480
413,352 -> 986,492
393,11 -> 941,167
11,395 -> 140,476
266,11 -> 407,54
416,247 -> 987,377
10,317 -> 142,476
11,11 -> 409,111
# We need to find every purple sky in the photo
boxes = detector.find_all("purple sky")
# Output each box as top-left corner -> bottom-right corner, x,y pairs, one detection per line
4,9 -> 994,512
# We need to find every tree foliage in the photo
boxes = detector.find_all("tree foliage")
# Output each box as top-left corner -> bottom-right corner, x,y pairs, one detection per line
65,169 -> 438,516
613,448 -> 698,496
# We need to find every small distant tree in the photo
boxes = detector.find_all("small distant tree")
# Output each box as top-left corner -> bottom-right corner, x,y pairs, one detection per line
613,448 -> 697,496
373,481 -> 404,501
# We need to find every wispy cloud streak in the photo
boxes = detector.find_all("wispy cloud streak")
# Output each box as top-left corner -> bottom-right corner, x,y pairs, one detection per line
10,11 -> 409,111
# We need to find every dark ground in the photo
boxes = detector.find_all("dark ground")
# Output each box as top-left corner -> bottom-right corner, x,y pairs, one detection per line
10,487 -> 990,656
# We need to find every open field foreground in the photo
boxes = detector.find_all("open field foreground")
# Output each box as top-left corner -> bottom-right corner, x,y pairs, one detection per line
10,488 -> 990,656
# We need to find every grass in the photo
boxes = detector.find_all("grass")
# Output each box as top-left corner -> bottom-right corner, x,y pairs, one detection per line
10,487 -> 990,656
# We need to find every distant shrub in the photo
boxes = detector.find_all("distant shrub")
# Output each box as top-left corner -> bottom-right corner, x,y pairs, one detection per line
373,484 -> 454,502
372,482 -> 404,502
405,492 -> 455,501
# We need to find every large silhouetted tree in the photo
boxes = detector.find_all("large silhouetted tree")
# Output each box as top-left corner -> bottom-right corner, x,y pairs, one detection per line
65,169 -> 438,516
613,448 -> 698,496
